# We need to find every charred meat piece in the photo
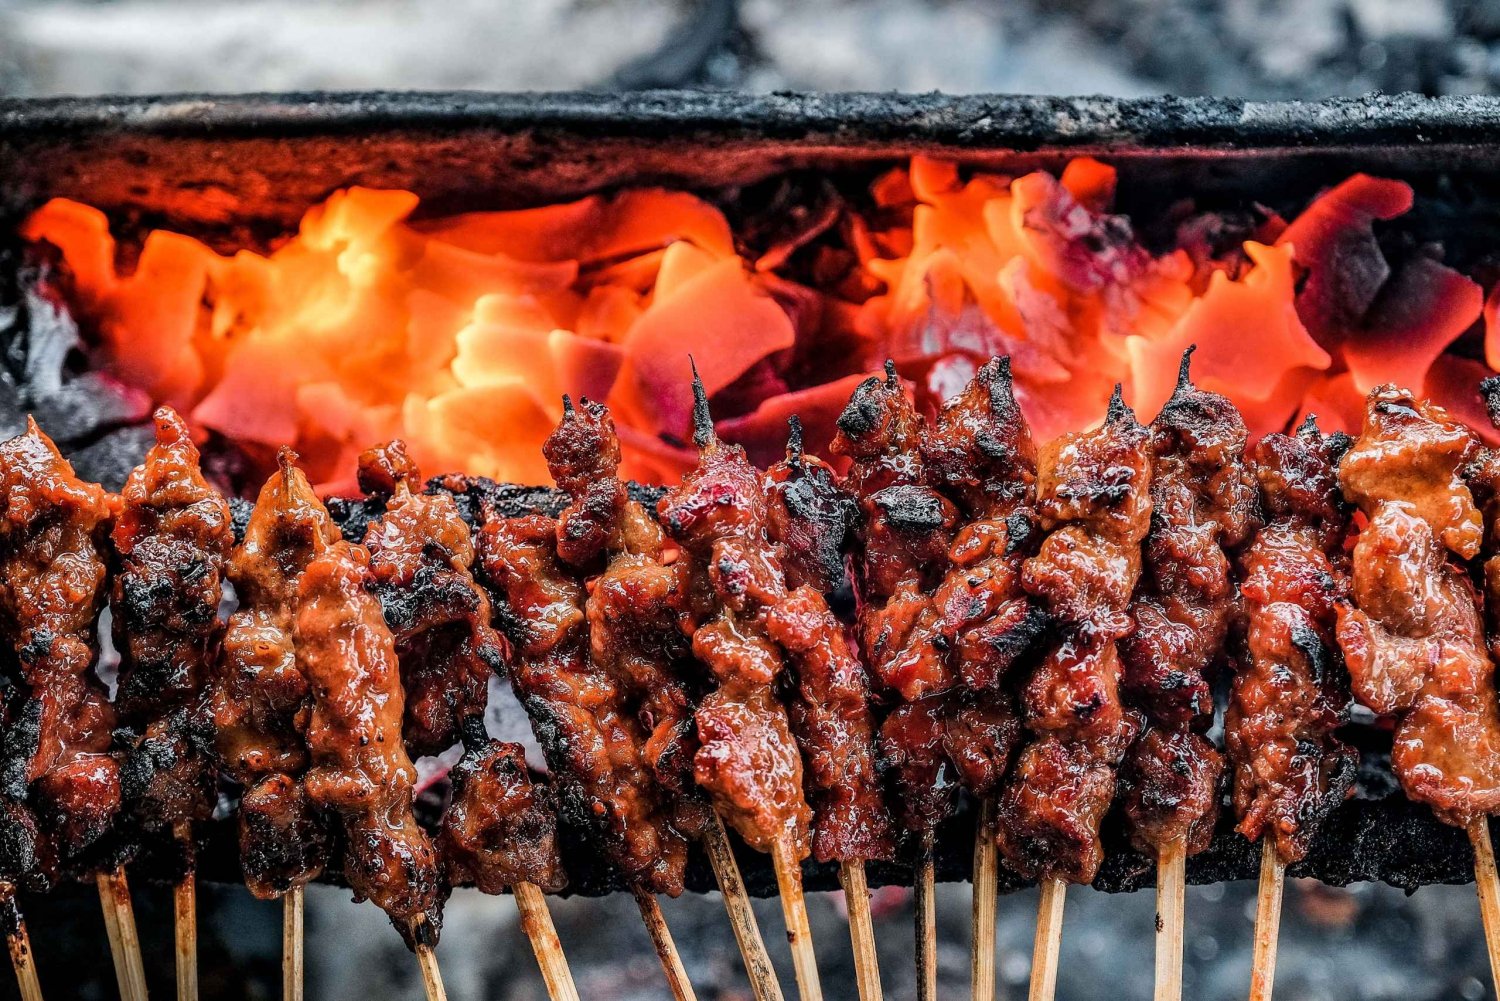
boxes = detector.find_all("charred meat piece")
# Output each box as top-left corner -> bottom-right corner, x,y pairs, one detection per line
658,377 -> 812,858
997,388 -> 1153,884
1337,386 -> 1500,829
765,417 -> 858,599
298,538 -> 442,941
551,399 -> 710,841
359,440 -> 505,757
1118,356 -> 1252,856
920,358 -> 1046,694
833,362 -> 959,701
763,419 -> 893,863
1226,418 -> 1357,863
213,450 -> 336,898
441,719 -> 567,896
873,360 -> 1041,839
480,511 -> 690,894
0,417 -> 120,877
111,407 -> 233,839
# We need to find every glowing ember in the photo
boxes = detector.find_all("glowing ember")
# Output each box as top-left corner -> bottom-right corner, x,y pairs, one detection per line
19,156 -> 1497,491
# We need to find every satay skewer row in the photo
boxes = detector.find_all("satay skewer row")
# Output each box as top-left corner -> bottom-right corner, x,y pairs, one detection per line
476,412 -> 720,1001
914,358 -> 1047,1001
110,407 -> 236,1001
763,415 -> 894,1001
1337,384 -> 1500,995
994,387 -> 1156,1001
211,448 -> 338,1001
539,392 -> 793,1001
657,370 -> 823,1001
354,440 -> 582,1001
0,418 -> 145,1001
293,530 -> 448,1000
1117,352 -> 1252,1001
831,361 -> 957,1000
1226,415 -> 1357,1001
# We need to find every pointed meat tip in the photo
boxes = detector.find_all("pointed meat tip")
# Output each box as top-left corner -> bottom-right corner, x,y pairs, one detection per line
1296,412 -> 1321,437
561,394 -> 575,417
1174,345 -> 1197,393
786,415 -> 804,463
276,446 -> 301,476
884,358 -> 899,388
980,355 -> 1016,409
689,357 -> 715,448
1105,383 -> 1133,425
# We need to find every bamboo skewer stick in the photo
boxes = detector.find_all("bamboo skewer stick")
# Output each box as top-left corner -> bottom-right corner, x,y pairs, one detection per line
915,831 -> 937,1001
701,815 -> 786,1001
631,885 -> 696,1001
173,823 -> 197,1001
282,887 -> 304,1001
515,881 -> 583,1001
1248,839 -> 1285,1001
1027,879 -> 1066,1001
2,886 -> 43,1001
839,860 -> 882,1001
770,839 -> 823,1001
1469,819 -> 1500,997
98,867 -> 148,1001
1154,839 -> 1187,1001
971,798 -> 999,1001
409,916 -> 448,1001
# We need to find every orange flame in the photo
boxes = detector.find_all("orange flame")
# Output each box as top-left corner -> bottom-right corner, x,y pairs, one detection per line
20,157 -> 1497,492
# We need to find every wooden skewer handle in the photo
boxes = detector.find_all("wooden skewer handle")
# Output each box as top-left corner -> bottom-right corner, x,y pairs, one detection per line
282,887 -> 304,1001
98,868 -> 149,1001
1028,879 -> 1066,1001
702,817 -> 786,1001
1154,839 -> 1186,1001
409,916 -> 448,1001
771,840 -> 824,1001
511,881 -> 581,1001
175,871 -> 197,1001
1249,839 -> 1285,1001
631,885 -> 695,1001
1470,819 -> 1500,999
3,890 -> 42,1001
915,833 -> 937,1001
839,860 -> 883,1001
971,799 -> 999,1001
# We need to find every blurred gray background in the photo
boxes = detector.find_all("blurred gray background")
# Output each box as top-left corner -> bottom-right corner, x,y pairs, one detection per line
5,1 -> 1500,999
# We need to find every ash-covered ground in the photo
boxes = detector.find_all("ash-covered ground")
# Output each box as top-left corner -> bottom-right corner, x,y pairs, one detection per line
5,2 -> 1500,1000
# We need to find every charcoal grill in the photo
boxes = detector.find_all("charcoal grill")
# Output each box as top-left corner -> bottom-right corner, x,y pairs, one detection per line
3,90 -> 1500,906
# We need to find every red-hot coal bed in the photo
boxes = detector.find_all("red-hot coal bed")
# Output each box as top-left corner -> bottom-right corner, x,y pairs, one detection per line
21,155 -> 1497,495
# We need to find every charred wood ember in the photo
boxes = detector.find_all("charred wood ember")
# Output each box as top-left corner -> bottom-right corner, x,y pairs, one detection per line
213,450 -> 335,898
0,417 -> 120,880
297,537 -> 442,943
996,387 -> 1153,884
547,397 -> 710,841
764,418 -> 895,864
440,717 -> 567,896
1117,354 -> 1253,857
479,491 -> 691,894
1225,416 -> 1358,864
1337,385 -> 1500,829
833,361 -> 960,704
657,375 -> 812,859
358,440 -> 505,757
111,407 -> 232,846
